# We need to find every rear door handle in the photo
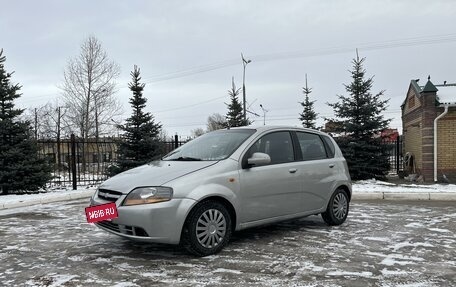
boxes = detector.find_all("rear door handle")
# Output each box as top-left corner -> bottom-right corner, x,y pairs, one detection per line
289,168 -> 297,173
329,164 -> 335,168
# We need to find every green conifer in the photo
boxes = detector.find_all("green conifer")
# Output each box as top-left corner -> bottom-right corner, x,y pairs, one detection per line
226,78 -> 249,127
0,50 -> 51,194
299,74 -> 318,129
328,53 -> 390,180
111,65 -> 162,174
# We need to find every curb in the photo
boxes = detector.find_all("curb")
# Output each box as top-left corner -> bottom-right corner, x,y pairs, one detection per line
352,192 -> 456,201
0,190 -> 95,210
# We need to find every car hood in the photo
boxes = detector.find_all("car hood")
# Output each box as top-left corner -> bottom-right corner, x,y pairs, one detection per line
99,160 -> 218,194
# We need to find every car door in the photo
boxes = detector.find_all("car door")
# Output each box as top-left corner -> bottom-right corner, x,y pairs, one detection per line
239,131 -> 303,223
295,132 -> 337,212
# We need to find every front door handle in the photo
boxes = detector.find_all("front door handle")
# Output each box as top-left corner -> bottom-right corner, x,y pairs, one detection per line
289,168 -> 297,173
329,164 -> 335,168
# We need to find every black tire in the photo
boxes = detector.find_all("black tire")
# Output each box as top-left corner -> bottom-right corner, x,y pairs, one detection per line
322,188 -> 349,226
181,200 -> 232,257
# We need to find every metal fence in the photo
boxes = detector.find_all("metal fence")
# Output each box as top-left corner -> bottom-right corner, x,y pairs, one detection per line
38,134 -> 403,188
38,135 -> 185,189
382,136 -> 403,174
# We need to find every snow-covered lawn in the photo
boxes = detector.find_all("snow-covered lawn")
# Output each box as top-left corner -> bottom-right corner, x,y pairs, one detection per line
0,187 -> 96,209
353,179 -> 456,193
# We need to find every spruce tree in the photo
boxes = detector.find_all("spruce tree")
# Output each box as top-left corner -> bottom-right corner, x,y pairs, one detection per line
0,49 -> 51,194
226,78 -> 249,127
299,74 -> 318,129
111,65 -> 162,174
328,53 -> 390,180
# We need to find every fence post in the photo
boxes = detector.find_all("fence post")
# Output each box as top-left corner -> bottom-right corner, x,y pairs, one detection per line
396,136 -> 400,174
174,134 -> 179,149
71,134 -> 77,190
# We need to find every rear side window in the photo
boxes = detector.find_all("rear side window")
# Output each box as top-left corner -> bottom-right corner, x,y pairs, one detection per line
246,131 -> 294,165
296,132 -> 327,161
322,135 -> 336,158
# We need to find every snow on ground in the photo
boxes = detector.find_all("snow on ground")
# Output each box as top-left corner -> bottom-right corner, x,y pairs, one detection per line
353,179 -> 456,193
1,199 -> 455,286
0,187 -> 96,205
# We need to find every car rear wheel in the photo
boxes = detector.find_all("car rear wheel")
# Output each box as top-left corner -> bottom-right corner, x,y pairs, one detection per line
322,188 -> 349,226
181,200 -> 232,257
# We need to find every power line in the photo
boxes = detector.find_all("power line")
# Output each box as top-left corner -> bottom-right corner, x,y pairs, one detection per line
19,33 -> 455,113
252,33 -> 456,63
151,95 -> 227,114
139,33 -> 456,84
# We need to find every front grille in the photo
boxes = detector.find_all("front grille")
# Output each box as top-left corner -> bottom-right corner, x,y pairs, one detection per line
96,220 -> 149,237
96,220 -> 120,233
97,189 -> 122,202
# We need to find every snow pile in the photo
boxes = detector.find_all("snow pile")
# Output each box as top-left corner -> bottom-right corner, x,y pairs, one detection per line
353,179 -> 456,193
0,187 -> 96,208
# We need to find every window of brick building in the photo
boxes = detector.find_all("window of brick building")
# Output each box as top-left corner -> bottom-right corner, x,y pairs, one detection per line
408,96 -> 415,108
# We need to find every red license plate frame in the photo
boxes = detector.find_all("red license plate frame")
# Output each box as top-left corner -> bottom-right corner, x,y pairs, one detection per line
85,202 -> 119,223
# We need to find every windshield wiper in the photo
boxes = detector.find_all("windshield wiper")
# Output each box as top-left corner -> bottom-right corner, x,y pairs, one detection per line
170,156 -> 202,161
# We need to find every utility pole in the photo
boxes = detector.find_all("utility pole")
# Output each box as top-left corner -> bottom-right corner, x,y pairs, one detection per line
241,53 -> 251,121
34,108 -> 38,139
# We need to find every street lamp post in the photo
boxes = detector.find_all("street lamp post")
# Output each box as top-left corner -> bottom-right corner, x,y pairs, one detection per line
241,53 -> 251,122
260,104 -> 268,126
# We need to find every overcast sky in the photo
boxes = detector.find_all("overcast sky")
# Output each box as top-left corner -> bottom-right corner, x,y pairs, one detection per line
1,0 -> 456,138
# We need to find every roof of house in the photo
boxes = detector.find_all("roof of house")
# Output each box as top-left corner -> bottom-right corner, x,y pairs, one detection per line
410,79 -> 422,94
422,80 -> 438,93
403,78 -> 456,108
435,84 -> 456,106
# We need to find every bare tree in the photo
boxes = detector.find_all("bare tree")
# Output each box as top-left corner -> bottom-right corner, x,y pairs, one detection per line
190,128 -> 205,138
61,36 -> 121,141
25,101 -> 72,173
27,102 -> 69,139
206,113 -> 227,131
158,129 -> 169,142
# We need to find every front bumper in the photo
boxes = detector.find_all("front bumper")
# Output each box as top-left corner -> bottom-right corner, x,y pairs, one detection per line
90,196 -> 196,244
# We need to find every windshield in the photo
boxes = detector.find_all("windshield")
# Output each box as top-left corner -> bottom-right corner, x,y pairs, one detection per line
163,129 -> 255,161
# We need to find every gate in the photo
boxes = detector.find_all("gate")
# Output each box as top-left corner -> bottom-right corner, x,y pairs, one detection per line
382,136 -> 403,174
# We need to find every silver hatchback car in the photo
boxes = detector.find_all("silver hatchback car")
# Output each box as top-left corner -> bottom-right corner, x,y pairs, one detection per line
90,126 -> 351,256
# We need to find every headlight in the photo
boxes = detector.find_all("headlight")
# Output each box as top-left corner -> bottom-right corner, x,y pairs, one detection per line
123,187 -> 173,206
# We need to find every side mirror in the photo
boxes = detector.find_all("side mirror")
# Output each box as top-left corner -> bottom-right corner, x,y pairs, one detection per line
247,152 -> 271,167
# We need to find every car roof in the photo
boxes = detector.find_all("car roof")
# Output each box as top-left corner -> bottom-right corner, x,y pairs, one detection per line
226,125 -> 327,135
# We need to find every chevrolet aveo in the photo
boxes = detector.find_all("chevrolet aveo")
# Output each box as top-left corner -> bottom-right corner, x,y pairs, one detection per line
90,126 -> 351,256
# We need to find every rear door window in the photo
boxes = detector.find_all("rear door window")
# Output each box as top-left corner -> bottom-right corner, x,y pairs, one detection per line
296,132 -> 327,161
321,135 -> 336,158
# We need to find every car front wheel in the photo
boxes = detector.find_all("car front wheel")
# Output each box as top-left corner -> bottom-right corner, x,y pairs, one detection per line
322,188 -> 349,225
181,200 -> 232,257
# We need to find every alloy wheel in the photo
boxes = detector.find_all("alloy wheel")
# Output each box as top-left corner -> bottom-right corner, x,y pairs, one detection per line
196,209 -> 227,248
332,192 -> 348,220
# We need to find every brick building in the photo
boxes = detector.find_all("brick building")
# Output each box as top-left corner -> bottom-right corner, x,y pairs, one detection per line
401,77 -> 456,182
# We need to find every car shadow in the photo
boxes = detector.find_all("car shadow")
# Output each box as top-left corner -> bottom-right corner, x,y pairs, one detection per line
110,215 -> 330,258
230,215 -> 329,243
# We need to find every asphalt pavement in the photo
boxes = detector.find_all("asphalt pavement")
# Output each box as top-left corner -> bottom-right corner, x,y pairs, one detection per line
0,199 -> 455,286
